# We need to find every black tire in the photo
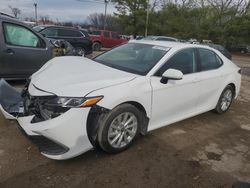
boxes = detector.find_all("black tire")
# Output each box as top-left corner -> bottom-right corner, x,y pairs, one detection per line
92,42 -> 101,51
75,47 -> 85,56
214,85 -> 234,114
97,104 -> 142,153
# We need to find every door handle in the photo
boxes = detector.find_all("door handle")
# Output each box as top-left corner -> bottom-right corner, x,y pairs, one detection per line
3,49 -> 15,55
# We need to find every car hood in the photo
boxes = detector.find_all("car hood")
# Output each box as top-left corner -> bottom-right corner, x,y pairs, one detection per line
30,56 -> 137,97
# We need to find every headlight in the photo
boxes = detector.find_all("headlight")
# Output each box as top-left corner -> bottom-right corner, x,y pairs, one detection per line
44,96 -> 103,108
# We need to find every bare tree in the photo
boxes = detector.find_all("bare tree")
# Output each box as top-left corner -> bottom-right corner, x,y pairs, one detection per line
8,6 -> 21,18
87,13 -> 117,30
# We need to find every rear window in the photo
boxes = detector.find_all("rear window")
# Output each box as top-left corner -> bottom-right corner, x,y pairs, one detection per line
80,30 -> 89,37
40,28 -> 58,37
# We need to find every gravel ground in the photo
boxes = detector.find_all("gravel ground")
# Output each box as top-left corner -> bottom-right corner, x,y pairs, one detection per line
0,54 -> 250,188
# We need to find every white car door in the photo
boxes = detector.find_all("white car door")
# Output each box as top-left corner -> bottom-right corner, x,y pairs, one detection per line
194,48 -> 225,111
149,48 -> 200,131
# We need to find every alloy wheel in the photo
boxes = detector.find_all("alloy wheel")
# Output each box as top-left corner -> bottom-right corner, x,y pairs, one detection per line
220,89 -> 233,111
107,112 -> 138,149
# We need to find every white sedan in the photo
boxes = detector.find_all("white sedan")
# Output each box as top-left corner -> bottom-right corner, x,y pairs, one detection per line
0,40 -> 241,160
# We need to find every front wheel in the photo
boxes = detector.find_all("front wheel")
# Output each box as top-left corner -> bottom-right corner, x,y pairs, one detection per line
214,85 -> 234,114
75,47 -> 85,56
97,104 -> 141,153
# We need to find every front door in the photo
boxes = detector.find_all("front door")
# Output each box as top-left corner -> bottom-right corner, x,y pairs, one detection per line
149,48 -> 200,131
0,22 -> 51,78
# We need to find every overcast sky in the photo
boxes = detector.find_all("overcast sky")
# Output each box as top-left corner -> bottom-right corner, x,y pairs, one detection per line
0,0 -> 117,22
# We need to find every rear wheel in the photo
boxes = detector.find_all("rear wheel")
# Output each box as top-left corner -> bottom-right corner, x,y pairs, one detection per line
92,42 -> 101,51
97,104 -> 141,153
214,85 -> 234,114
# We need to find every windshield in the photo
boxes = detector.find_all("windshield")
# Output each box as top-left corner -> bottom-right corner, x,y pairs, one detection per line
33,26 -> 45,32
94,43 -> 169,75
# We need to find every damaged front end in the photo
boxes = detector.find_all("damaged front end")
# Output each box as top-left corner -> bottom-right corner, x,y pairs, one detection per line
0,79 -> 94,159
0,79 -> 70,122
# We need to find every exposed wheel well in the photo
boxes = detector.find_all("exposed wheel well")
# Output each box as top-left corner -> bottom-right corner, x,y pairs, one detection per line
122,101 -> 147,116
86,102 -> 149,147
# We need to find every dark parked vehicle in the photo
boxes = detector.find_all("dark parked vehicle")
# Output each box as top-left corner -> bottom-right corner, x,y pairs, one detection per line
230,45 -> 250,54
207,44 -> 232,60
34,25 -> 92,56
0,13 -> 55,79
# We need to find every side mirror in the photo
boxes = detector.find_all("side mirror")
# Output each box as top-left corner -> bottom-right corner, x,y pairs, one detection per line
160,69 -> 183,84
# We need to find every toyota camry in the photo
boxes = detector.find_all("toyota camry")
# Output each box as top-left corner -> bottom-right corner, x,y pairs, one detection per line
0,40 -> 241,160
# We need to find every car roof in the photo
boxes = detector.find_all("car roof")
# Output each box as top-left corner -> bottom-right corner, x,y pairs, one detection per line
0,13 -> 20,22
144,36 -> 178,40
129,40 -> 213,51
36,25 -> 80,31
0,13 -> 32,27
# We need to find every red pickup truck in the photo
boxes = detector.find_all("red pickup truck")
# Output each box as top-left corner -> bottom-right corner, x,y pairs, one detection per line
89,30 -> 128,51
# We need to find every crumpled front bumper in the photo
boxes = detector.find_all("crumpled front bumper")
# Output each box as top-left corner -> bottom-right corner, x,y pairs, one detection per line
0,79 -> 93,160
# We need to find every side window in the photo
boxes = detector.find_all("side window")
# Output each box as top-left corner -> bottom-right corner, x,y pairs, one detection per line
3,22 -> 43,48
199,48 -> 223,71
40,28 -> 58,37
58,29 -> 82,37
89,30 -> 101,35
156,48 -> 197,76
104,31 -> 110,38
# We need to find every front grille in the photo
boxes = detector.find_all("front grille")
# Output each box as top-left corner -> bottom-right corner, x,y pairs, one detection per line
18,125 -> 69,155
29,136 -> 69,155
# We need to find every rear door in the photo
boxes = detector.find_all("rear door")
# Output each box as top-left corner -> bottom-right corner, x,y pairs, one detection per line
110,32 -> 121,47
0,22 -> 52,78
194,48 -> 225,111
102,31 -> 112,48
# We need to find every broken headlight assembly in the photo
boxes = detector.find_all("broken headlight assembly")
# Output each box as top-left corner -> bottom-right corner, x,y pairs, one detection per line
33,96 -> 104,122
43,96 -> 103,108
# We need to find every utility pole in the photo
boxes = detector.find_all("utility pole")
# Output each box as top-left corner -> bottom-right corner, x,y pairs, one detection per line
145,0 -> 149,37
34,3 -> 38,24
104,0 -> 108,30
